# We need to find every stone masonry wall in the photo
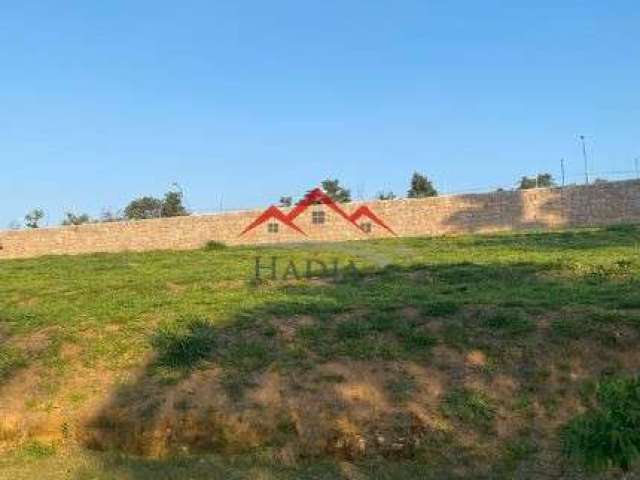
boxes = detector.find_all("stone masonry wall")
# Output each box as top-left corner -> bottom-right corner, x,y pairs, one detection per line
1,180 -> 640,260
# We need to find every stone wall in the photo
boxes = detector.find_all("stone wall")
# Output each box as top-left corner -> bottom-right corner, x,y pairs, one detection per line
1,180 -> 640,260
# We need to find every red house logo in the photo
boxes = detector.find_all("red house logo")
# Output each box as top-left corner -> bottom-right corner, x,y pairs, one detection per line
240,188 -> 396,237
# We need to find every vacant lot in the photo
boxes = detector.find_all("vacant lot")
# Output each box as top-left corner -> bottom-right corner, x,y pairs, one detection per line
1,226 -> 640,479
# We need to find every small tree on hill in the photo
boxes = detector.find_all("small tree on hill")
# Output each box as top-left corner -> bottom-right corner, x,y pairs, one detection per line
124,186 -> 189,220
160,189 -> 188,217
320,179 -> 351,203
519,173 -> 555,190
376,191 -> 396,200
24,209 -> 45,229
408,172 -> 437,198
62,212 -> 92,226
124,196 -> 163,220
279,196 -> 293,207
100,209 -> 123,223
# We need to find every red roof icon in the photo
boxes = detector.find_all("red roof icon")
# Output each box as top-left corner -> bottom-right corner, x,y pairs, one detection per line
239,187 -> 396,237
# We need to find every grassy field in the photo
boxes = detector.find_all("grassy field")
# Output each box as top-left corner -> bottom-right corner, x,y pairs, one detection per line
1,226 -> 640,479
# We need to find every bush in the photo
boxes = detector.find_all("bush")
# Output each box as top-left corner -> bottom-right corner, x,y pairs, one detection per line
563,376 -> 640,472
408,172 -> 437,198
320,179 -> 351,203
519,173 -> 555,190
124,187 -> 189,220
124,196 -> 162,220
161,190 -> 188,217
24,208 -> 44,229
62,212 -> 93,226
203,240 -> 227,251
152,316 -> 217,369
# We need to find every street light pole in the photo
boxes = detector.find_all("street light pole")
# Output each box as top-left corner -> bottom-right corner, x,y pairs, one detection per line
580,135 -> 589,185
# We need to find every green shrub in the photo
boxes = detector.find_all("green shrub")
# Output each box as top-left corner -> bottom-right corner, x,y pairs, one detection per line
203,240 -> 227,251
152,316 -> 216,369
562,376 -> 640,472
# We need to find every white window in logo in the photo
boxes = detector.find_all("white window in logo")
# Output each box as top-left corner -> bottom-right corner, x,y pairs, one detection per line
267,222 -> 279,233
361,222 -> 372,233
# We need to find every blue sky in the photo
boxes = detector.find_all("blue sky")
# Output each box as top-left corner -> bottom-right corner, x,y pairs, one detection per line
2,1 -> 639,227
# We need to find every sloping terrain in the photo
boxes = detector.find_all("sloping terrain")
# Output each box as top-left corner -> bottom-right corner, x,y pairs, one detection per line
1,226 -> 640,479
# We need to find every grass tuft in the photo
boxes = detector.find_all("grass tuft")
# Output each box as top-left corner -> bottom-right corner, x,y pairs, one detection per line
441,388 -> 496,431
480,309 -> 536,336
0,346 -> 27,382
152,316 -> 216,369
563,375 -> 640,472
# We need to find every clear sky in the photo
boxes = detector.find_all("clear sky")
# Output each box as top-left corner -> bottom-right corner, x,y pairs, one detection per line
2,1 -> 639,227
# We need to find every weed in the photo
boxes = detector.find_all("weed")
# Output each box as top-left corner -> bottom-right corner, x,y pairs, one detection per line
441,388 -> 496,431
17,440 -> 57,460
563,375 -> 640,472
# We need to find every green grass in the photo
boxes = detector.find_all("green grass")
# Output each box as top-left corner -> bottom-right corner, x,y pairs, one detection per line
440,388 -> 496,432
152,316 -> 217,369
563,375 -> 640,473
0,345 -> 27,381
1,225 -> 640,478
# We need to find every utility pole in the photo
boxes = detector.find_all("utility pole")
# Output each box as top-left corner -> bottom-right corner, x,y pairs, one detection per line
579,135 -> 589,184
635,157 -> 639,180
560,158 -> 566,187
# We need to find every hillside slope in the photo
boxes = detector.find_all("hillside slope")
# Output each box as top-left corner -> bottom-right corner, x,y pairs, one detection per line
1,226 -> 640,479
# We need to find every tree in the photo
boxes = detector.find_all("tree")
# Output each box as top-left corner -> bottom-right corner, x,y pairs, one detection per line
376,191 -> 396,200
24,209 -> 45,229
100,209 -> 123,223
407,172 -> 437,198
124,196 -> 163,220
519,177 -> 537,189
124,187 -> 189,220
62,212 -> 92,226
519,173 -> 555,190
320,179 -> 351,203
279,196 -> 293,207
160,189 -> 188,217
